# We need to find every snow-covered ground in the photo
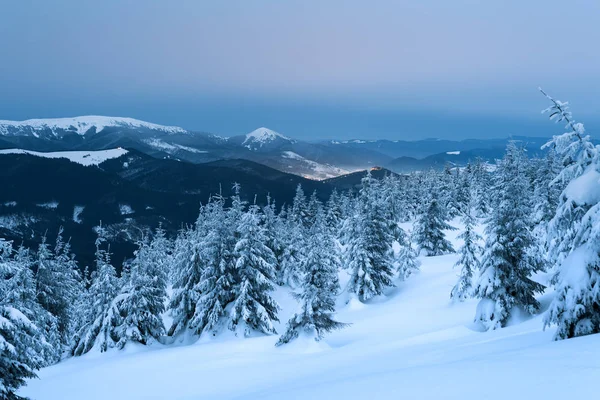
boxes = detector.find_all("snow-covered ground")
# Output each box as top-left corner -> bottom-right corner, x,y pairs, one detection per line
0,148 -> 128,166
20,224 -> 599,399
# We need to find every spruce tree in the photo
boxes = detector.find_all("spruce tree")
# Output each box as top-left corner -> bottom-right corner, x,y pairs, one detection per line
0,239 -> 48,399
474,143 -> 545,330
413,196 -> 455,256
450,193 -> 482,302
539,89 -> 600,339
229,205 -> 280,336
276,210 -> 346,345
114,235 -> 167,348
342,173 -> 395,302
71,225 -> 120,355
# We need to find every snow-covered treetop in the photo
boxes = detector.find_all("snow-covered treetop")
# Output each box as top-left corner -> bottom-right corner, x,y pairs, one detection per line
0,116 -> 187,137
242,127 -> 295,149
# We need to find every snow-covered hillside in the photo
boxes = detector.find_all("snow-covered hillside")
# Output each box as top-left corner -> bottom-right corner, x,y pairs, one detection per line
0,116 -> 186,137
19,222 -> 598,400
242,127 -> 295,150
282,151 -> 350,180
0,148 -> 128,166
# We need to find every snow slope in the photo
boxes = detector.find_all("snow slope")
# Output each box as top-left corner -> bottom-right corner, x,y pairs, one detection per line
20,223 -> 599,400
0,116 -> 186,136
0,148 -> 128,166
282,151 -> 350,180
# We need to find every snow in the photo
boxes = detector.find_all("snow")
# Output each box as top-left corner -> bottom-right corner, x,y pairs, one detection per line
563,167 -> 600,205
0,116 -> 186,136
19,221 -> 600,400
36,201 -> 59,210
119,204 -> 134,216
282,151 -> 350,180
73,206 -> 84,224
0,148 -> 129,166
143,138 -> 208,154
243,127 -> 294,149
446,151 -> 461,155
2,201 -> 17,207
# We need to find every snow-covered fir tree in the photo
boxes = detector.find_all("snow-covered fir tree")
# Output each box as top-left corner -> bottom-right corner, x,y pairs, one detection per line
113,233 -> 167,348
396,229 -> 421,281
188,195 -> 237,336
539,90 -> 600,339
71,225 -> 120,355
342,172 -> 395,302
413,195 -> 455,256
450,192 -> 482,302
0,239 -> 49,399
229,204 -> 280,336
276,209 -> 346,345
474,142 -> 545,330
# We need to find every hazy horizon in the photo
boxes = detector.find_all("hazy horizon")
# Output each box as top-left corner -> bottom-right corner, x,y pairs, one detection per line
2,0 -> 599,140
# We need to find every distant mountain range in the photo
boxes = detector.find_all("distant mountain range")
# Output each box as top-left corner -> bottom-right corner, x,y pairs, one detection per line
0,115 -> 558,177
0,114 -> 566,268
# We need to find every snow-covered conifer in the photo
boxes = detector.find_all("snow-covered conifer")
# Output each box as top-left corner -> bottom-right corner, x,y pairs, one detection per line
342,172 -> 395,302
229,205 -> 279,336
450,193 -> 482,302
540,89 -> 600,339
413,196 -> 455,256
276,209 -> 346,345
474,143 -> 545,330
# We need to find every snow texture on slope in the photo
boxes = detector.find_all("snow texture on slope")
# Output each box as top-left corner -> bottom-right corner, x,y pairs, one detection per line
0,148 -> 129,166
19,220 -> 599,400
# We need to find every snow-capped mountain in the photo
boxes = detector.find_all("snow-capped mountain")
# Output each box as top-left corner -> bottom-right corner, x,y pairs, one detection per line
0,116 -> 186,138
237,127 -> 296,151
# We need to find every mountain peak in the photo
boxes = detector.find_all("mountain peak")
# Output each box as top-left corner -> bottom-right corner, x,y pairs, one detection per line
0,115 -> 187,137
243,127 -> 294,148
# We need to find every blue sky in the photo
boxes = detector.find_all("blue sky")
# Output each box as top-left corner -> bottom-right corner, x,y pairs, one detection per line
1,0 -> 599,140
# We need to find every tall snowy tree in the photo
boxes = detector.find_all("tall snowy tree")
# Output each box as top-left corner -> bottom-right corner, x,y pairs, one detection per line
450,193 -> 482,302
276,209 -> 346,345
188,195 -> 237,336
342,173 -> 396,302
413,195 -> 455,256
539,89 -> 600,339
113,234 -> 167,348
474,142 -> 545,330
71,225 -> 120,355
396,229 -> 421,281
0,239 -> 48,399
229,205 -> 280,336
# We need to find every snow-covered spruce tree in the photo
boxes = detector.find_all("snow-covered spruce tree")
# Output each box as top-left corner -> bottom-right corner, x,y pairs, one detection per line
0,239 -> 48,399
113,234 -> 167,348
342,172 -> 396,302
279,207 -> 306,287
532,149 -> 561,229
262,195 -> 285,278
290,184 -> 310,228
450,192 -> 482,302
168,217 -> 207,336
396,229 -> 421,281
229,204 -> 280,336
324,188 -> 343,236
474,142 -> 545,330
539,89 -> 600,339
71,225 -> 120,355
276,209 -> 346,345
187,195 -> 237,336
413,194 -> 456,256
